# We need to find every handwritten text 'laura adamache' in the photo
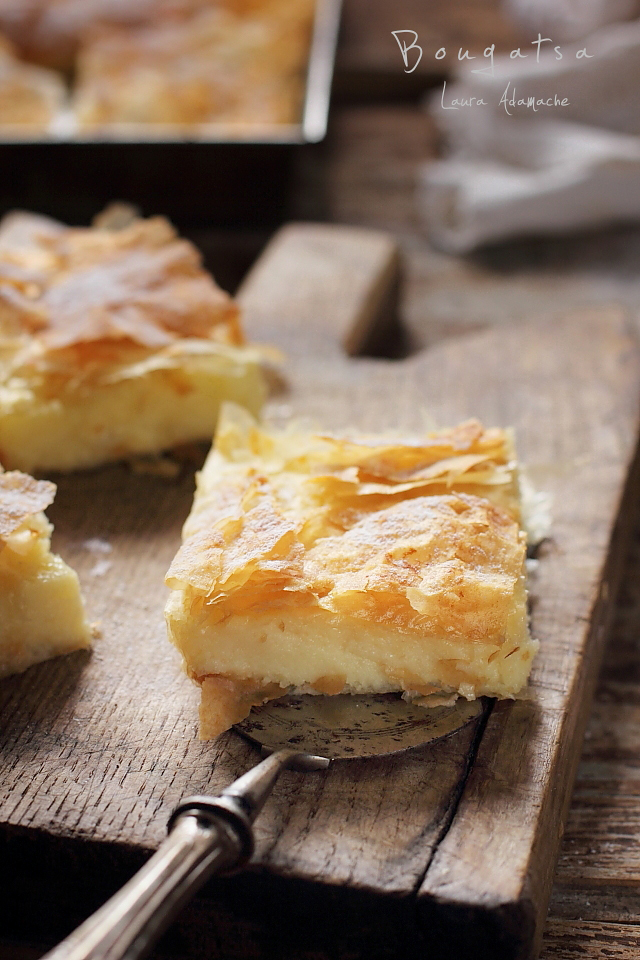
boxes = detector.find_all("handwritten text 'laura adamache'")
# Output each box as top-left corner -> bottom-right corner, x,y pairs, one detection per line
392,31 -> 595,114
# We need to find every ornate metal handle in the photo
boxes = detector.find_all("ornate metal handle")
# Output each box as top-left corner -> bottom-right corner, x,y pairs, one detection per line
42,749 -> 328,960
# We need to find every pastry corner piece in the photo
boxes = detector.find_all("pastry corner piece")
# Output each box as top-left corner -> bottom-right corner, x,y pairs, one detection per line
0,467 -> 91,678
0,208 -> 266,473
165,404 -> 538,739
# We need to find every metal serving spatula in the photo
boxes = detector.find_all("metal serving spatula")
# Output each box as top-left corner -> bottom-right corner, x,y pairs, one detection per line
43,695 -> 485,960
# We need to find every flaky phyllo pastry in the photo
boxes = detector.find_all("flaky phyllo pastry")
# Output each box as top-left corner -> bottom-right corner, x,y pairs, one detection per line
165,403 -> 538,739
73,0 -> 316,131
0,210 -> 266,472
0,0 -> 315,131
0,465 -> 90,677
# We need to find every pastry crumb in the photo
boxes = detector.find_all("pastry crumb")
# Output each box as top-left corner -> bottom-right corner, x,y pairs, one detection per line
129,454 -> 182,480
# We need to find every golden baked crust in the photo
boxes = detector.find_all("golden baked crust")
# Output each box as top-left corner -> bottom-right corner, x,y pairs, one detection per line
0,209 -> 242,349
166,415 -> 522,601
0,209 -> 266,472
199,674 -> 284,739
166,404 -> 536,738
73,0 -> 315,129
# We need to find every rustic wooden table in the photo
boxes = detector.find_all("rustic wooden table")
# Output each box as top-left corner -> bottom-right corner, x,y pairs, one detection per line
318,3 -> 640,958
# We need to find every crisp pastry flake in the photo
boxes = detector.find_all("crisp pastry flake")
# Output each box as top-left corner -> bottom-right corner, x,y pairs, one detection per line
0,469 -> 55,537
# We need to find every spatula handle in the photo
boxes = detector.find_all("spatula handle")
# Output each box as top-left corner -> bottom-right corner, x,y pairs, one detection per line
42,804 -> 249,960
41,749 -> 326,960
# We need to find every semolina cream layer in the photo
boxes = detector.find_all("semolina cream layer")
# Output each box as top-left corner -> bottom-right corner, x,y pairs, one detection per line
0,489 -> 90,677
166,578 -> 534,701
0,341 -> 266,473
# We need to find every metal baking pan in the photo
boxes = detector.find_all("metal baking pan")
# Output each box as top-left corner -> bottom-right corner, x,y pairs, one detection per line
0,0 -> 341,227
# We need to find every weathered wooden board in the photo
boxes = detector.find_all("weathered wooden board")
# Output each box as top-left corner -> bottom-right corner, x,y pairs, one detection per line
255,309 -> 640,960
541,918 -> 640,959
310,100 -> 640,960
541,520 -> 640,957
0,225 -> 638,960
237,221 -> 399,357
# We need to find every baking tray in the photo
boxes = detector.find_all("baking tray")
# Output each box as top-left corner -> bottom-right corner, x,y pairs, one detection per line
0,0 -> 342,227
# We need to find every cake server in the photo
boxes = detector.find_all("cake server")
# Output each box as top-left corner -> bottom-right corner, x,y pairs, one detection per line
43,695 -> 486,960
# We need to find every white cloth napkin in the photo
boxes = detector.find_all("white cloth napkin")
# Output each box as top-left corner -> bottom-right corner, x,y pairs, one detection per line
421,18 -> 640,251
504,0 -> 638,41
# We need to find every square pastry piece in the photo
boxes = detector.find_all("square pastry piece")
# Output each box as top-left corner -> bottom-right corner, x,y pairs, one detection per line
0,467 -> 90,677
166,404 -> 538,739
0,209 -> 266,472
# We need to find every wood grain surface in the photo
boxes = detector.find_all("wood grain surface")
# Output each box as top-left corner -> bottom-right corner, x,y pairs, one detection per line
315,26 -> 640,959
0,222 -> 639,959
307,97 -> 640,960
541,919 -> 640,958
237,221 -> 399,356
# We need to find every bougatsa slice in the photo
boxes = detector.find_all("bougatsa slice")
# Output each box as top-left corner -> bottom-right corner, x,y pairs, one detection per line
0,210 -> 266,472
165,404 -> 537,739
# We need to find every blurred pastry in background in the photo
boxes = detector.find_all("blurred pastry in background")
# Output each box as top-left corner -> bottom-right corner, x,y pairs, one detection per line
0,0 -> 44,65
0,0 -> 208,71
73,0 -> 314,130
0,0 -> 315,130
0,207 -> 266,472
0,32 -> 64,131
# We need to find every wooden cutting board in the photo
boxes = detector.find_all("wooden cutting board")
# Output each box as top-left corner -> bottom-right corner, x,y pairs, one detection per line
0,224 -> 638,960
